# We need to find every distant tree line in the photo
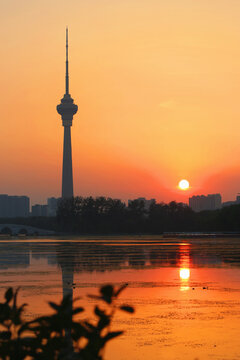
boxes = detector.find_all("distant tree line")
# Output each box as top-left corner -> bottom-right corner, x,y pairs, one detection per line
56,196 -> 240,234
1,196 -> 240,234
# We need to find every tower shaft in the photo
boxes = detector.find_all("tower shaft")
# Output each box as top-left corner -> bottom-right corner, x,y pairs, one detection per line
62,126 -> 73,198
57,28 -> 78,199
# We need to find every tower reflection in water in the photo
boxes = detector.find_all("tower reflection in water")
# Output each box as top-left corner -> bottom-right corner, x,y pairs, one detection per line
56,244 -> 75,304
178,243 -> 191,291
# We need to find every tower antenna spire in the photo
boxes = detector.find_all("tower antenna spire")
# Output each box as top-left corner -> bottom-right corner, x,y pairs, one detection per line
65,27 -> 69,95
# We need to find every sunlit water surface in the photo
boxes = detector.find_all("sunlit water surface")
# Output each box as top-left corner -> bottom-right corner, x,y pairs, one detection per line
0,236 -> 240,360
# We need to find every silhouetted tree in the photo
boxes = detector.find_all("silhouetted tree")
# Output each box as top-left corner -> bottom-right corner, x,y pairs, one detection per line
57,197 -> 127,234
216,205 -> 240,231
57,197 -> 82,232
148,201 -> 195,233
126,199 -> 147,233
148,202 -> 168,233
13,196 -> 240,234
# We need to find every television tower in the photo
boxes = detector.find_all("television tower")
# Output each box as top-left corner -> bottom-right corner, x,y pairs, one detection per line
57,28 -> 78,198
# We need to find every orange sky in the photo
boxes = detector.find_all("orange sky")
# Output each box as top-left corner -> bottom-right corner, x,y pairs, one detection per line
1,0 -> 240,204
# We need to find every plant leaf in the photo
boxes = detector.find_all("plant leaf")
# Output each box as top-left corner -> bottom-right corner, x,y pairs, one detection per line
4,288 -> 13,303
115,283 -> 128,297
100,285 -> 114,304
119,305 -> 134,313
48,302 -> 60,311
72,307 -> 84,315
100,285 -> 113,298
103,331 -> 123,342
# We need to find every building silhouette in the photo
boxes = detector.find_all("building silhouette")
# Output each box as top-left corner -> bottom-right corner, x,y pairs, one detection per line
57,28 -> 78,199
222,195 -> 240,207
0,195 -> 29,217
47,197 -> 61,216
30,197 -> 61,217
189,194 -> 222,212
31,204 -> 48,217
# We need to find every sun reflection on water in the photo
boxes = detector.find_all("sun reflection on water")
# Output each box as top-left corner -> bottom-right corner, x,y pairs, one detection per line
178,243 -> 191,291
179,268 -> 190,280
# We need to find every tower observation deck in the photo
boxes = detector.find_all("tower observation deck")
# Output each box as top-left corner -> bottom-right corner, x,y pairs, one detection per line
57,28 -> 78,198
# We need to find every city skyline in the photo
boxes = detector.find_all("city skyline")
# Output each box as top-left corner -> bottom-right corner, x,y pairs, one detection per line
1,1 -> 240,203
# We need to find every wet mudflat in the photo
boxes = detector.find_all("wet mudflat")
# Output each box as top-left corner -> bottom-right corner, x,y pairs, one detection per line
0,236 -> 239,359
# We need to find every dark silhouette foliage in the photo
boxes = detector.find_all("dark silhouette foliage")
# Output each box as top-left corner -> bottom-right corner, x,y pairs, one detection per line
216,205 -> 240,231
56,197 -> 196,234
148,201 -> 195,233
2,197 -> 240,234
0,285 -> 134,360
57,197 -> 128,234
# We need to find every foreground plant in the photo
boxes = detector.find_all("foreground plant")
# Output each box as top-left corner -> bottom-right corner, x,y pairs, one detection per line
0,284 -> 134,360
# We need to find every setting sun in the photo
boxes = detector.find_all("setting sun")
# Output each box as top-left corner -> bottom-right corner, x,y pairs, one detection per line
178,179 -> 190,190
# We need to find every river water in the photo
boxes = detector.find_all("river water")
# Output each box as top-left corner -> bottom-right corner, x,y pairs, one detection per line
0,236 -> 239,360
